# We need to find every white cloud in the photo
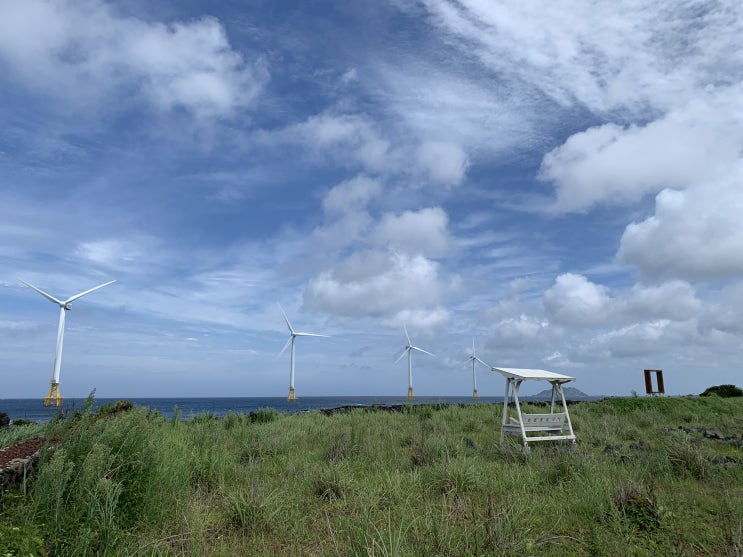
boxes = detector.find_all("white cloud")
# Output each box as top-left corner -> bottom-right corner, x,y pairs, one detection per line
491,314 -> 550,348
340,68 -> 358,84
581,320 -> 687,359
539,95 -> 743,212
376,61 -> 535,155
281,113 -> 391,172
75,238 -> 153,271
414,141 -> 468,186
313,175 -> 382,251
410,1 -> 743,228
279,111 -> 473,190
323,175 -> 382,214
313,210 -> 374,252
699,281 -> 743,335
543,272 -> 703,328
617,165 -> 743,280
0,320 -> 39,333
304,250 -> 449,319
543,273 -> 611,326
622,281 -> 701,322
372,207 -> 451,257
382,307 -> 451,330
542,351 -> 575,368
0,0 -> 265,119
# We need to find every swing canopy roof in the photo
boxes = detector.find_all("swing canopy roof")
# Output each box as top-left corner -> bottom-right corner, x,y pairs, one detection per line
491,367 -> 575,383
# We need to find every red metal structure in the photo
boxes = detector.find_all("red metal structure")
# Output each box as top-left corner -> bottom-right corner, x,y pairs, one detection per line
644,369 -> 665,395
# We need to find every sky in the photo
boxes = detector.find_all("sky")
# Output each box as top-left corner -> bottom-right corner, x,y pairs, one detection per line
1,0 -> 742,400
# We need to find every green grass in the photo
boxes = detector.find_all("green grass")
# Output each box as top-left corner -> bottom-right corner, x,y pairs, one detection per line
1,396 -> 741,556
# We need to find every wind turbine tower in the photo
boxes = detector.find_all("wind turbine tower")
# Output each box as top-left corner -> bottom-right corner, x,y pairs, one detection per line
395,325 -> 434,400
467,337 -> 490,399
20,279 -> 116,406
278,304 -> 328,401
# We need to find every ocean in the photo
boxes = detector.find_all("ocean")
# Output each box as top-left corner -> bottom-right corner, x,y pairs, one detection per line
1,396 -> 515,423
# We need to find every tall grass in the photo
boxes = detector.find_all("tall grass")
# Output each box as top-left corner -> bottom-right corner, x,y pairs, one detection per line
0,397 -> 741,556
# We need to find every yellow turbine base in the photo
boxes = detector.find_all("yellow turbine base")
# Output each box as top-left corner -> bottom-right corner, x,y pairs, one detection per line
287,387 -> 297,401
473,389 -> 479,399
44,382 -> 63,407
407,387 -> 414,400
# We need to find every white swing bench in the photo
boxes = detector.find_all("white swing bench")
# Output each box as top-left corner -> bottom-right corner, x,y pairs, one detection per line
492,367 -> 577,449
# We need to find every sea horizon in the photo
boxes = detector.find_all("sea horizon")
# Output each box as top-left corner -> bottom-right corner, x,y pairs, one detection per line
1,393 -> 602,423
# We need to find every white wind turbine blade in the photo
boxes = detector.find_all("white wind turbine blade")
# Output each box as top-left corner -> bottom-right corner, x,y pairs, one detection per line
295,332 -> 329,338
277,303 -> 295,335
19,279 -> 64,306
403,324 -> 411,346
277,337 -> 293,357
466,338 -> 488,366
394,347 -> 409,363
65,280 -> 116,304
411,345 -> 434,357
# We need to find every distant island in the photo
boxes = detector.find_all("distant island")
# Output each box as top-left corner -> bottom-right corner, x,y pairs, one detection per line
532,386 -> 592,399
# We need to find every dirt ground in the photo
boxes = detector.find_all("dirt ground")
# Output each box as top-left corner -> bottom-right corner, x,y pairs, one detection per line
0,438 -> 44,469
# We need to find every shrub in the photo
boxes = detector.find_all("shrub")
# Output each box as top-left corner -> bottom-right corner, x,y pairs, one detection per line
9,418 -> 35,426
96,400 -> 134,416
250,407 -> 278,423
0,523 -> 46,556
700,384 -> 743,397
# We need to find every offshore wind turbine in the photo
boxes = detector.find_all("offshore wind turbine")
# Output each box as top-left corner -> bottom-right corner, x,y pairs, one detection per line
277,303 -> 328,401
20,278 -> 116,407
395,325 -> 434,400
467,337 -> 490,399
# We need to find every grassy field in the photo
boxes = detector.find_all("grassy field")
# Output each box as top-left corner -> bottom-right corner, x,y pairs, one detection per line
1,396 -> 741,556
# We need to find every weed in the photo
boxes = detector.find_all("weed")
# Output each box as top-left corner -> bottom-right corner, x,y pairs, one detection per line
327,428 -> 356,462
613,481 -> 660,533
481,492 -> 533,555
170,405 -> 181,425
190,412 -> 216,423
224,486 -> 279,536
312,464 -> 351,501
366,511 -> 415,557
434,460 -> 477,497
665,430 -> 708,479
222,411 -> 244,430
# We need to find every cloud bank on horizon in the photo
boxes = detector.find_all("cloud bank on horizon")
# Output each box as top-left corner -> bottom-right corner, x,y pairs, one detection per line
1,0 -> 742,399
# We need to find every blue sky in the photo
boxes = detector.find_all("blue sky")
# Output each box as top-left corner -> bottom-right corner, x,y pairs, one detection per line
2,0 -> 743,399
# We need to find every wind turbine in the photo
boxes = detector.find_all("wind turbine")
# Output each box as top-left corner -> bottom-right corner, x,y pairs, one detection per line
20,278 -> 116,407
395,325 -> 434,400
277,303 -> 328,401
467,337 -> 490,399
